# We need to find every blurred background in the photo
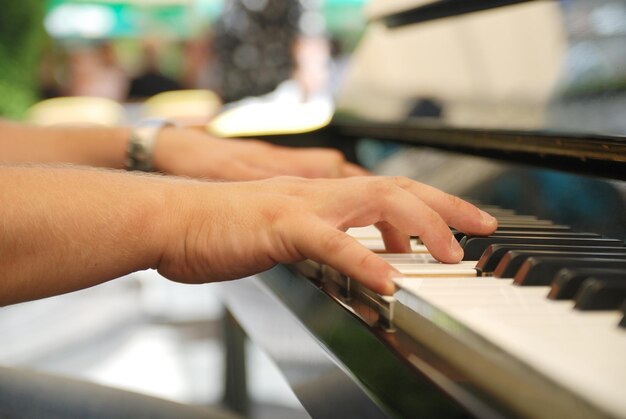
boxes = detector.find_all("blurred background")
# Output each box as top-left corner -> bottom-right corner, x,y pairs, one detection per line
2,0 -> 367,123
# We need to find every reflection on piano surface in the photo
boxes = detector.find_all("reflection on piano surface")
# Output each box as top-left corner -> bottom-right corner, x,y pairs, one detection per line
221,1 -> 626,418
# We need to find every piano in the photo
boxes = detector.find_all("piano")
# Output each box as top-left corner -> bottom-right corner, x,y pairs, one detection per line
219,1 -> 626,418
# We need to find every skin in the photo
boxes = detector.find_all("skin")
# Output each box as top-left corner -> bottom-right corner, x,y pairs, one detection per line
0,165 -> 497,306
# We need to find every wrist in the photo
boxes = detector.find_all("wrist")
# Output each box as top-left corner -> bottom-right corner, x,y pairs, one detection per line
133,175 -> 192,271
153,179 -> 224,281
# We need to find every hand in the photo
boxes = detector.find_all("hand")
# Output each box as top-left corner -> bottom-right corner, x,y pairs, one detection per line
152,127 -> 368,180
156,176 -> 498,295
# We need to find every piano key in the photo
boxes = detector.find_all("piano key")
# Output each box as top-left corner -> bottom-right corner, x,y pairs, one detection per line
494,251 -> 626,278
452,224 -> 573,239
492,215 -> 541,221
490,231 -> 599,238
620,301 -> 626,329
392,276 -> 626,418
574,278 -> 626,311
494,225 -> 572,231
492,221 -> 562,227
380,253 -> 438,263
513,257 -> 626,286
356,238 -> 428,253
460,237 -> 624,260
346,225 -> 384,239
488,217 -> 554,225
476,244 -> 626,275
390,261 -> 478,277
380,255 -> 476,270
548,268 -> 626,300
454,230 -> 599,242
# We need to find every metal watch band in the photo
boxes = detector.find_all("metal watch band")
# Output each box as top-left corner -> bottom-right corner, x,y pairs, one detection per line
125,119 -> 174,172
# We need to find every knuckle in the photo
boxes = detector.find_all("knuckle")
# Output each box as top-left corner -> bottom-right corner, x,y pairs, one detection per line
421,207 -> 445,231
322,230 -> 354,254
315,148 -> 344,162
444,193 -> 465,211
391,176 -> 412,188
366,178 -> 396,197
326,149 -> 345,163
356,251 -> 379,271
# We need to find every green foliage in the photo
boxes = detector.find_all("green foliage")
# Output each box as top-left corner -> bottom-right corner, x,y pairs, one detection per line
0,0 -> 46,119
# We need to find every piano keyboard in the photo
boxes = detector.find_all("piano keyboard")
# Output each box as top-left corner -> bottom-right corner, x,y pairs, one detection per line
314,208 -> 626,419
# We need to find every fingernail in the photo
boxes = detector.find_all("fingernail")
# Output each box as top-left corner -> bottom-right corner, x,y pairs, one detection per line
385,271 -> 402,295
479,209 -> 497,225
450,236 -> 464,259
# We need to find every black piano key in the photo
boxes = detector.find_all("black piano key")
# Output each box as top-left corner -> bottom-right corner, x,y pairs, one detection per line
453,228 -> 586,242
494,214 -> 540,220
460,237 -> 624,261
513,258 -> 626,286
494,251 -> 626,278
492,225 -> 572,231
492,232 -> 598,237
476,245 -> 626,275
455,230 -> 597,242
491,221 -> 557,228
548,268 -> 626,300
620,301 -> 626,329
574,277 -> 626,311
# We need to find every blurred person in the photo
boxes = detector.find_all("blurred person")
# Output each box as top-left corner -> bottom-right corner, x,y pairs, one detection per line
181,33 -> 217,90
65,42 -> 128,101
292,35 -> 331,101
128,40 -> 182,99
212,0 -> 302,102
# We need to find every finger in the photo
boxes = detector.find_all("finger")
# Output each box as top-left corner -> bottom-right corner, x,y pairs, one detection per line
395,178 -> 498,235
222,161 -> 277,181
378,188 -> 463,263
341,162 -> 371,177
327,177 -> 463,263
375,221 -> 411,253
292,218 -> 397,295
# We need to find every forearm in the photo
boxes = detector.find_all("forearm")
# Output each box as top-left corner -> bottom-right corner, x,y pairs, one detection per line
0,120 -> 130,169
0,165 -> 175,305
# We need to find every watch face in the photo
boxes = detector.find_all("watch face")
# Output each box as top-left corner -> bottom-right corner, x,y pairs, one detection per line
127,121 -> 170,171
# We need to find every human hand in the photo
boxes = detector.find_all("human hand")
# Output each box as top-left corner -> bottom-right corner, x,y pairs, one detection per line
152,127 -> 368,180
155,176 -> 497,295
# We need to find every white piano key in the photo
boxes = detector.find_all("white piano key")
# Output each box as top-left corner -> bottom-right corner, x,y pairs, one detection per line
380,253 -> 437,262
346,225 -> 384,239
394,274 -> 626,418
392,261 -> 478,276
357,238 -> 429,253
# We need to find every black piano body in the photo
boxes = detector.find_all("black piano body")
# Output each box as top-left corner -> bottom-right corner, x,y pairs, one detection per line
220,1 -> 626,418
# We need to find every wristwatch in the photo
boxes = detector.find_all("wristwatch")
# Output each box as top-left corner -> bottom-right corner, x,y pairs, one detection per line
125,119 -> 175,172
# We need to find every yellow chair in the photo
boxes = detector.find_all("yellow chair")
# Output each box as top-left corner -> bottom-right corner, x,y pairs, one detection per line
143,90 -> 222,125
26,96 -> 125,126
